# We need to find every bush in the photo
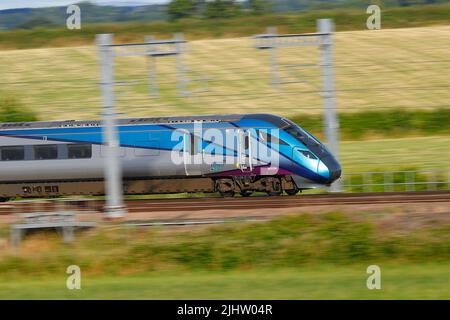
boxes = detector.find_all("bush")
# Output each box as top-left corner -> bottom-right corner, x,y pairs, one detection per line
0,97 -> 38,122
292,109 -> 450,140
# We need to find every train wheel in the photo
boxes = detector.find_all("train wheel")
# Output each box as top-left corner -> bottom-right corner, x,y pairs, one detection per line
216,178 -> 235,198
240,191 -> 253,197
264,177 -> 282,196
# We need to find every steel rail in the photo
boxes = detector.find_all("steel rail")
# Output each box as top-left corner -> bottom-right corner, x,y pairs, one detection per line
120,191 -> 450,212
0,191 -> 449,216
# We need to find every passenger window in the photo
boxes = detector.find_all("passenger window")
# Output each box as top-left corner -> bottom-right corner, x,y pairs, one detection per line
33,145 -> 58,160
1,146 -> 25,161
68,144 -> 92,159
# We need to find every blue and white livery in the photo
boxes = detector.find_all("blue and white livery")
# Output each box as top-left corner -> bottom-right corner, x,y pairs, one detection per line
0,114 -> 341,198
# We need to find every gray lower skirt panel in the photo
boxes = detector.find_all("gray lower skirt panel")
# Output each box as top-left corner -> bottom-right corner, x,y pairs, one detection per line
0,177 -> 215,198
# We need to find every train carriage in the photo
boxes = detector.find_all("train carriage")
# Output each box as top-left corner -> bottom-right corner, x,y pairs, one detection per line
0,114 -> 341,199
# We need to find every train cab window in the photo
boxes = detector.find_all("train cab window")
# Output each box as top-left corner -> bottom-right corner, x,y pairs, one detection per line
68,144 -> 92,159
286,126 -> 320,147
299,150 -> 318,160
1,146 -> 25,161
286,127 -> 306,143
33,145 -> 58,160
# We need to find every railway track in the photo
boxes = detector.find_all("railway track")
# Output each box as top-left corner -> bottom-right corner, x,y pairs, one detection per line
0,191 -> 449,226
123,191 -> 450,213
0,191 -> 449,217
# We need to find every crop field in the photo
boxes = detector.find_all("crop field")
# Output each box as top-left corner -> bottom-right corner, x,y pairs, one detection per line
1,26 -> 449,173
341,136 -> 450,171
0,26 -> 449,121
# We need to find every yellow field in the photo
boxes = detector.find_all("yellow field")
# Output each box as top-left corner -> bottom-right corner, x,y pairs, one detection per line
0,26 -> 449,120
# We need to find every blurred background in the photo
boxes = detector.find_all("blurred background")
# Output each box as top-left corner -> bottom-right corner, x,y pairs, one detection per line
0,0 -> 449,299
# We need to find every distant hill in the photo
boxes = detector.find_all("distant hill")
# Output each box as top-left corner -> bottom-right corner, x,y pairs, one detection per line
0,2 -> 168,30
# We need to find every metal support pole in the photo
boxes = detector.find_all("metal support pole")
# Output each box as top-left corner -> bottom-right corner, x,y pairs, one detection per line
10,228 -> 22,248
363,172 -> 372,193
384,172 -> 393,192
96,34 -> 126,219
318,19 -> 342,192
145,35 -> 158,97
62,226 -> 74,243
406,171 -> 414,192
428,171 -> 436,191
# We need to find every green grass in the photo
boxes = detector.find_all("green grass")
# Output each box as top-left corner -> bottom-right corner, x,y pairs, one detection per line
293,109 -> 450,140
1,264 -> 449,299
0,213 -> 448,276
0,211 -> 448,299
1,4 -> 450,50
0,97 -> 37,123
342,169 -> 450,192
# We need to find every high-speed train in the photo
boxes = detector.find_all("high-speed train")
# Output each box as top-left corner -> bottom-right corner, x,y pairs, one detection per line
0,114 -> 341,199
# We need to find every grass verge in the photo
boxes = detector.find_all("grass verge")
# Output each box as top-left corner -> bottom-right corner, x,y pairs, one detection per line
0,210 -> 448,299
0,212 -> 448,276
1,263 -> 449,299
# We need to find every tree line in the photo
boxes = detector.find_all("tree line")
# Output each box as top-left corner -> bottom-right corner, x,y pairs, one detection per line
168,0 -> 269,20
167,0 -> 449,20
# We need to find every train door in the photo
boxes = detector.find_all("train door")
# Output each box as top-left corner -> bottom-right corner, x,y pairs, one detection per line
237,129 -> 253,172
183,132 -> 203,176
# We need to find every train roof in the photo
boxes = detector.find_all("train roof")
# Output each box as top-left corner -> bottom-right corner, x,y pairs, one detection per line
0,113 -> 291,130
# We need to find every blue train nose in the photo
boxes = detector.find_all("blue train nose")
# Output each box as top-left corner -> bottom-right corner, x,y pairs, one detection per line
321,154 -> 341,184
